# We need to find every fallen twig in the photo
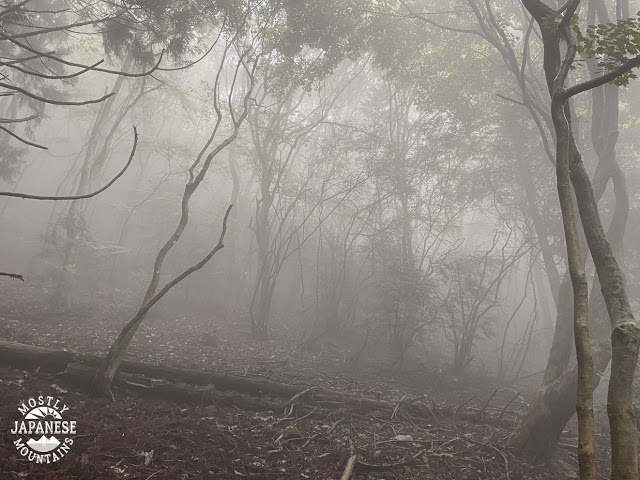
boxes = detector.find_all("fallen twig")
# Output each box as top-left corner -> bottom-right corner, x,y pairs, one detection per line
285,386 -> 318,408
480,388 -> 499,420
391,394 -> 407,419
340,453 -> 357,480
499,390 -> 523,422
327,417 -> 345,435
355,459 -> 415,473
300,433 -> 320,449
455,395 -> 478,414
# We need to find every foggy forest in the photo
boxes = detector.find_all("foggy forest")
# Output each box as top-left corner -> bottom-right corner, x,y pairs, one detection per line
2,1 -> 640,479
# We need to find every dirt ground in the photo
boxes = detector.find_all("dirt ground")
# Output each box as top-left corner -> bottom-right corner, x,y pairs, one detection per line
0,281 -> 592,479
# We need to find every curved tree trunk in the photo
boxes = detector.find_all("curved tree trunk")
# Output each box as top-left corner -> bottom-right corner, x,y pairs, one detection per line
93,35 -> 261,396
93,206 -> 232,397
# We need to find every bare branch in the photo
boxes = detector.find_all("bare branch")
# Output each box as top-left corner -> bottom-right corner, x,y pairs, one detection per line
1,52 -> 57,65
0,124 -> 47,149
0,31 -> 165,78
0,127 -> 137,200
2,59 -> 105,80
141,204 -> 233,312
0,272 -> 24,281
0,0 -> 32,18
8,17 -> 115,40
0,81 -> 115,106
398,0 -> 483,37
0,114 -> 37,123
495,93 -> 527,106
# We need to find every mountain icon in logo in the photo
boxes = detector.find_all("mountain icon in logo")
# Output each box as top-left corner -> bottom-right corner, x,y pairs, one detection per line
27,435 -> 61,453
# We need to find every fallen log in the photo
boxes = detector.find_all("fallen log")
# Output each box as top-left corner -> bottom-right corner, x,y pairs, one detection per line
64,363 -> 283,412
0,340 -> 76,369
0,340 -> 446,417
0,340 -> 304,396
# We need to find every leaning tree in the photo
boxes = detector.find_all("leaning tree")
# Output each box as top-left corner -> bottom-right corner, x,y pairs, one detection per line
91,4 -> 274,396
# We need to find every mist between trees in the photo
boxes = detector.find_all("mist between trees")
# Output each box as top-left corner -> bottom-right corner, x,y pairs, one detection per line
2,1 -> 640,478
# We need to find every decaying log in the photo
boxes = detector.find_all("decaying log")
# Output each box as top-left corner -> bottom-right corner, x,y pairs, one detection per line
0,340 -> 303,396
64,363 -> 283,412
0,340 -> 446,417
0,340 -> 77,369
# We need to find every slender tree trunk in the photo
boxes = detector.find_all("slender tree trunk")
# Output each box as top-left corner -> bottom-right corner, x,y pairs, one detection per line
250,266 -> 273,340
93,205 -> 232,397
542,275 -> 575,384
552,92 -> 596,479
250,191 -> 273,339
517,2 -> 640,477
93,35 -> 260,396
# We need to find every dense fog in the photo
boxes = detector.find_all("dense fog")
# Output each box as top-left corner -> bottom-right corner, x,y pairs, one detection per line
2,1 -> 640,478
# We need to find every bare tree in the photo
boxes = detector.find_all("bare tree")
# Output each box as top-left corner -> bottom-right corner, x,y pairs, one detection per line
92,24 -> 265,397
438,227 -> 530,374
246,62 -> 368,339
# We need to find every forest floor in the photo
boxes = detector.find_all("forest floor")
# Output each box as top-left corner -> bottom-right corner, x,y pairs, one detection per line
0,282 -> 601,479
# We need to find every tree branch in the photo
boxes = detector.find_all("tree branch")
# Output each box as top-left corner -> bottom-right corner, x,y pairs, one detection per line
563,54 -> 640,98
0,272 -> 24,281
0,81 -> 115,106
141,204 -> 233,313
2,59 -> 105,80
0,114 -> 38,124
0,31 -> 165,78
0,127 -> 137,200
0,0 -> 32,18
520,0 -> 555,21
0,125 -> 48,149
559,0 -> 580,29
398,0 -> 483,37
495,93 -> 527,106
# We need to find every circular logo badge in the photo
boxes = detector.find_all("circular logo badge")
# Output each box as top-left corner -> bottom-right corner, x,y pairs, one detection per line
10,396 -> 76,463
